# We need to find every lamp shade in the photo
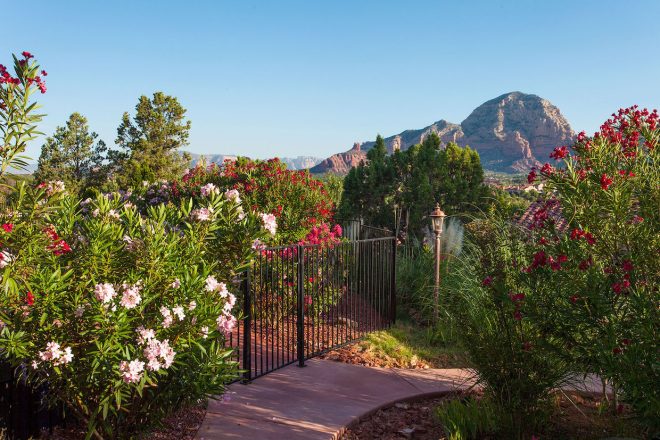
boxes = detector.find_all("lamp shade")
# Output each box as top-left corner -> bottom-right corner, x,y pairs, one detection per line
430,203 -> 446,234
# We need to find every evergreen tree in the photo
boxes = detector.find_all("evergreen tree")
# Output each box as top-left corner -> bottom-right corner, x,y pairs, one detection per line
110,92 -> 191,187
34,112 -> 107,195
339,133 -> 490,239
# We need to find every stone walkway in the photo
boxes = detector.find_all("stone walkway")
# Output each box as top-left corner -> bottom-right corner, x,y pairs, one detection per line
196,359 -> 606,440
196,359 -> 472,440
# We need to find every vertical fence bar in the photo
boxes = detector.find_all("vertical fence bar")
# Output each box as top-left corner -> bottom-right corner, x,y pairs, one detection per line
296,245 -> 305,367
390,237 -> 397,324
242,268 -> 252,383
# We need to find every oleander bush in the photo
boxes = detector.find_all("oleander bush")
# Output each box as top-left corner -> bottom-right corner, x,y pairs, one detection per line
0,51 -> 273,439
523,106 -> 659,434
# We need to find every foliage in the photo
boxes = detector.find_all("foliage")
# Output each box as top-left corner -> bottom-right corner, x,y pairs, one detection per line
436,397 -> 498,440
339,133 -> 489,238
34,112 -> 108,196
358,320 -> 465,368
319,173 -> 343,208
109,92 -> 192,188
0,183 -> 269,439
445,217 -> 572,439
140,157 -> 336,244
522,106 -> 659,433
0,53 -> 271,439
0,51 -> 47,179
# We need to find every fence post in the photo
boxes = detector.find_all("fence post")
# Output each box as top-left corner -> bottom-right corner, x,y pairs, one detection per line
390,237 -> 397,324
296,245 -> 306,367
242,268 -> 252,383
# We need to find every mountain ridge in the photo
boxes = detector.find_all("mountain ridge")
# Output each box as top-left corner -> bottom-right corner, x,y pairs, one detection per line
310,92 -> 575,174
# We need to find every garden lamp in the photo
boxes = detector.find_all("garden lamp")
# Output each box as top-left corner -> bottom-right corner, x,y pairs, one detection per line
430,203 -> 445,322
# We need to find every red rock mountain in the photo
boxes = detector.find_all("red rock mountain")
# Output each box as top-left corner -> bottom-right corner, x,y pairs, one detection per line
310,92 -> 575,174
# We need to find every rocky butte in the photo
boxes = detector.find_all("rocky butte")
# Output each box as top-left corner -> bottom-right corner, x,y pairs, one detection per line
310,92 -> 575,174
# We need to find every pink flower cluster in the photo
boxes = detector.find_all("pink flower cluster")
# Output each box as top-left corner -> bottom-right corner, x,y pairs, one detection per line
0,250 -> 14,268
143,338 -> 176,371
200,183 -> 219,197
260,213 -> 278,235
191,207 -> 213,222
206,275 -> 237,336
119,359 -> 145,383
224,189 -> 242,204
38,341 -> 73,366
94,283 -> 116,303
120,283 -> 142,309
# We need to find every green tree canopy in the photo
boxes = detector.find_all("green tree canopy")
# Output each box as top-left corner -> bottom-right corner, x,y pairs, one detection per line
110,92 -> 191,187
34,112 -> 107,195
338,133 -> 490,238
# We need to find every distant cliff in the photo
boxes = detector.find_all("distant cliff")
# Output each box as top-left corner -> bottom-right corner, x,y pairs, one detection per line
186,153 -> 323,170
310,92 -> 575,174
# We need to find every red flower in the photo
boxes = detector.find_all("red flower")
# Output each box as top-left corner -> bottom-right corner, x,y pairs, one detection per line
569,295 -> 579,304
600,173 -> 613,190
21,51 -> 34,59
549,145 -> 569,160
26,291 -> 35,306
1,223 -> 13,233
612,347 -> 622,355
578,257 -> 593,271
540,163 -> 554,176
513,310 -> 522,321
41,70 -> 47,76
522,341 -> 532,351
584,232 -> 596,245
482,276 -> 493,286
527,168 -> 537,184
621,260 -> 633,272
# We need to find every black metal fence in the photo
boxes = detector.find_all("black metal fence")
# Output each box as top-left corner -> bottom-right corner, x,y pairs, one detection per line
226,234 -> 397,381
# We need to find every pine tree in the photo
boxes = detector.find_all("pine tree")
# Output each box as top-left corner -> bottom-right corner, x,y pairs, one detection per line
34,112 -> 107,195
110,92 -> 191,187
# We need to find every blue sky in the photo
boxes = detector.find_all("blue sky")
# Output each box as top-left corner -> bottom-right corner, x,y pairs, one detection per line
4,0 -> 660,160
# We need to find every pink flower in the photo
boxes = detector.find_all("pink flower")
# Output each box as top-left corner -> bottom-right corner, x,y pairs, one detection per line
160,306 -> 173,328
172,306 -> 185,321
200,326 -> 209,339
94,283 -> 116,303
191,207 -> 213,222
216,314 -> 237,336
120,283 -> 142,309
171,278 -> 181,289
136,326 -> 156,344
252,239 -> 266,251
0,250 -> 14,268
260,213 -> 278,235
119,359 -> 145,383
200,183 -> 218,197
224,189 -> 242,203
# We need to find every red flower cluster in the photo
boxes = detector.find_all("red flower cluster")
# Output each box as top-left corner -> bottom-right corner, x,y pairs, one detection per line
44,226 -> 72,256
300,223 -> 342,247
1,223 -> 13,233
549,145 -> 569,160
509,292 -> 525,320
570,228 -> 596,245
597,106 -> 659,155
527,168 -> 537,184
600,173 -> 613,190
26,291 -> 35,306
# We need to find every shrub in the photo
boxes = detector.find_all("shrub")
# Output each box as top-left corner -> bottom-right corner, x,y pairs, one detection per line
0,51 -> 272,439
523,106 -> 659,433
445,217 -> 572,439
162,157 -> 336,243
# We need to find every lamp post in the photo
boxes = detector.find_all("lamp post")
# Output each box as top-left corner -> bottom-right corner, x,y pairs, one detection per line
430,203 -> 446,322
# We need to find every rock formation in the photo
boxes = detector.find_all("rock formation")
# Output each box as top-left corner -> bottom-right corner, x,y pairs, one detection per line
310,92 -> 575,174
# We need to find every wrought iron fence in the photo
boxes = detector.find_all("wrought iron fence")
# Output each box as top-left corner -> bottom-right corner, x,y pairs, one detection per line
227,235 -> 397,381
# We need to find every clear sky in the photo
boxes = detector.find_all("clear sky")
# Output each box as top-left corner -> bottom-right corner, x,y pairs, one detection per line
4,0 -> 660,161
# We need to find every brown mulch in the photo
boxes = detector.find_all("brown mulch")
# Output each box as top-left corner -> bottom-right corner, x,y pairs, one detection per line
341,392 -> 644,440
40,403 -> 206,439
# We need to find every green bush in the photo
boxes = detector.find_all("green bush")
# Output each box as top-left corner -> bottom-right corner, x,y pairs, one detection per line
444,217 -> 571,439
